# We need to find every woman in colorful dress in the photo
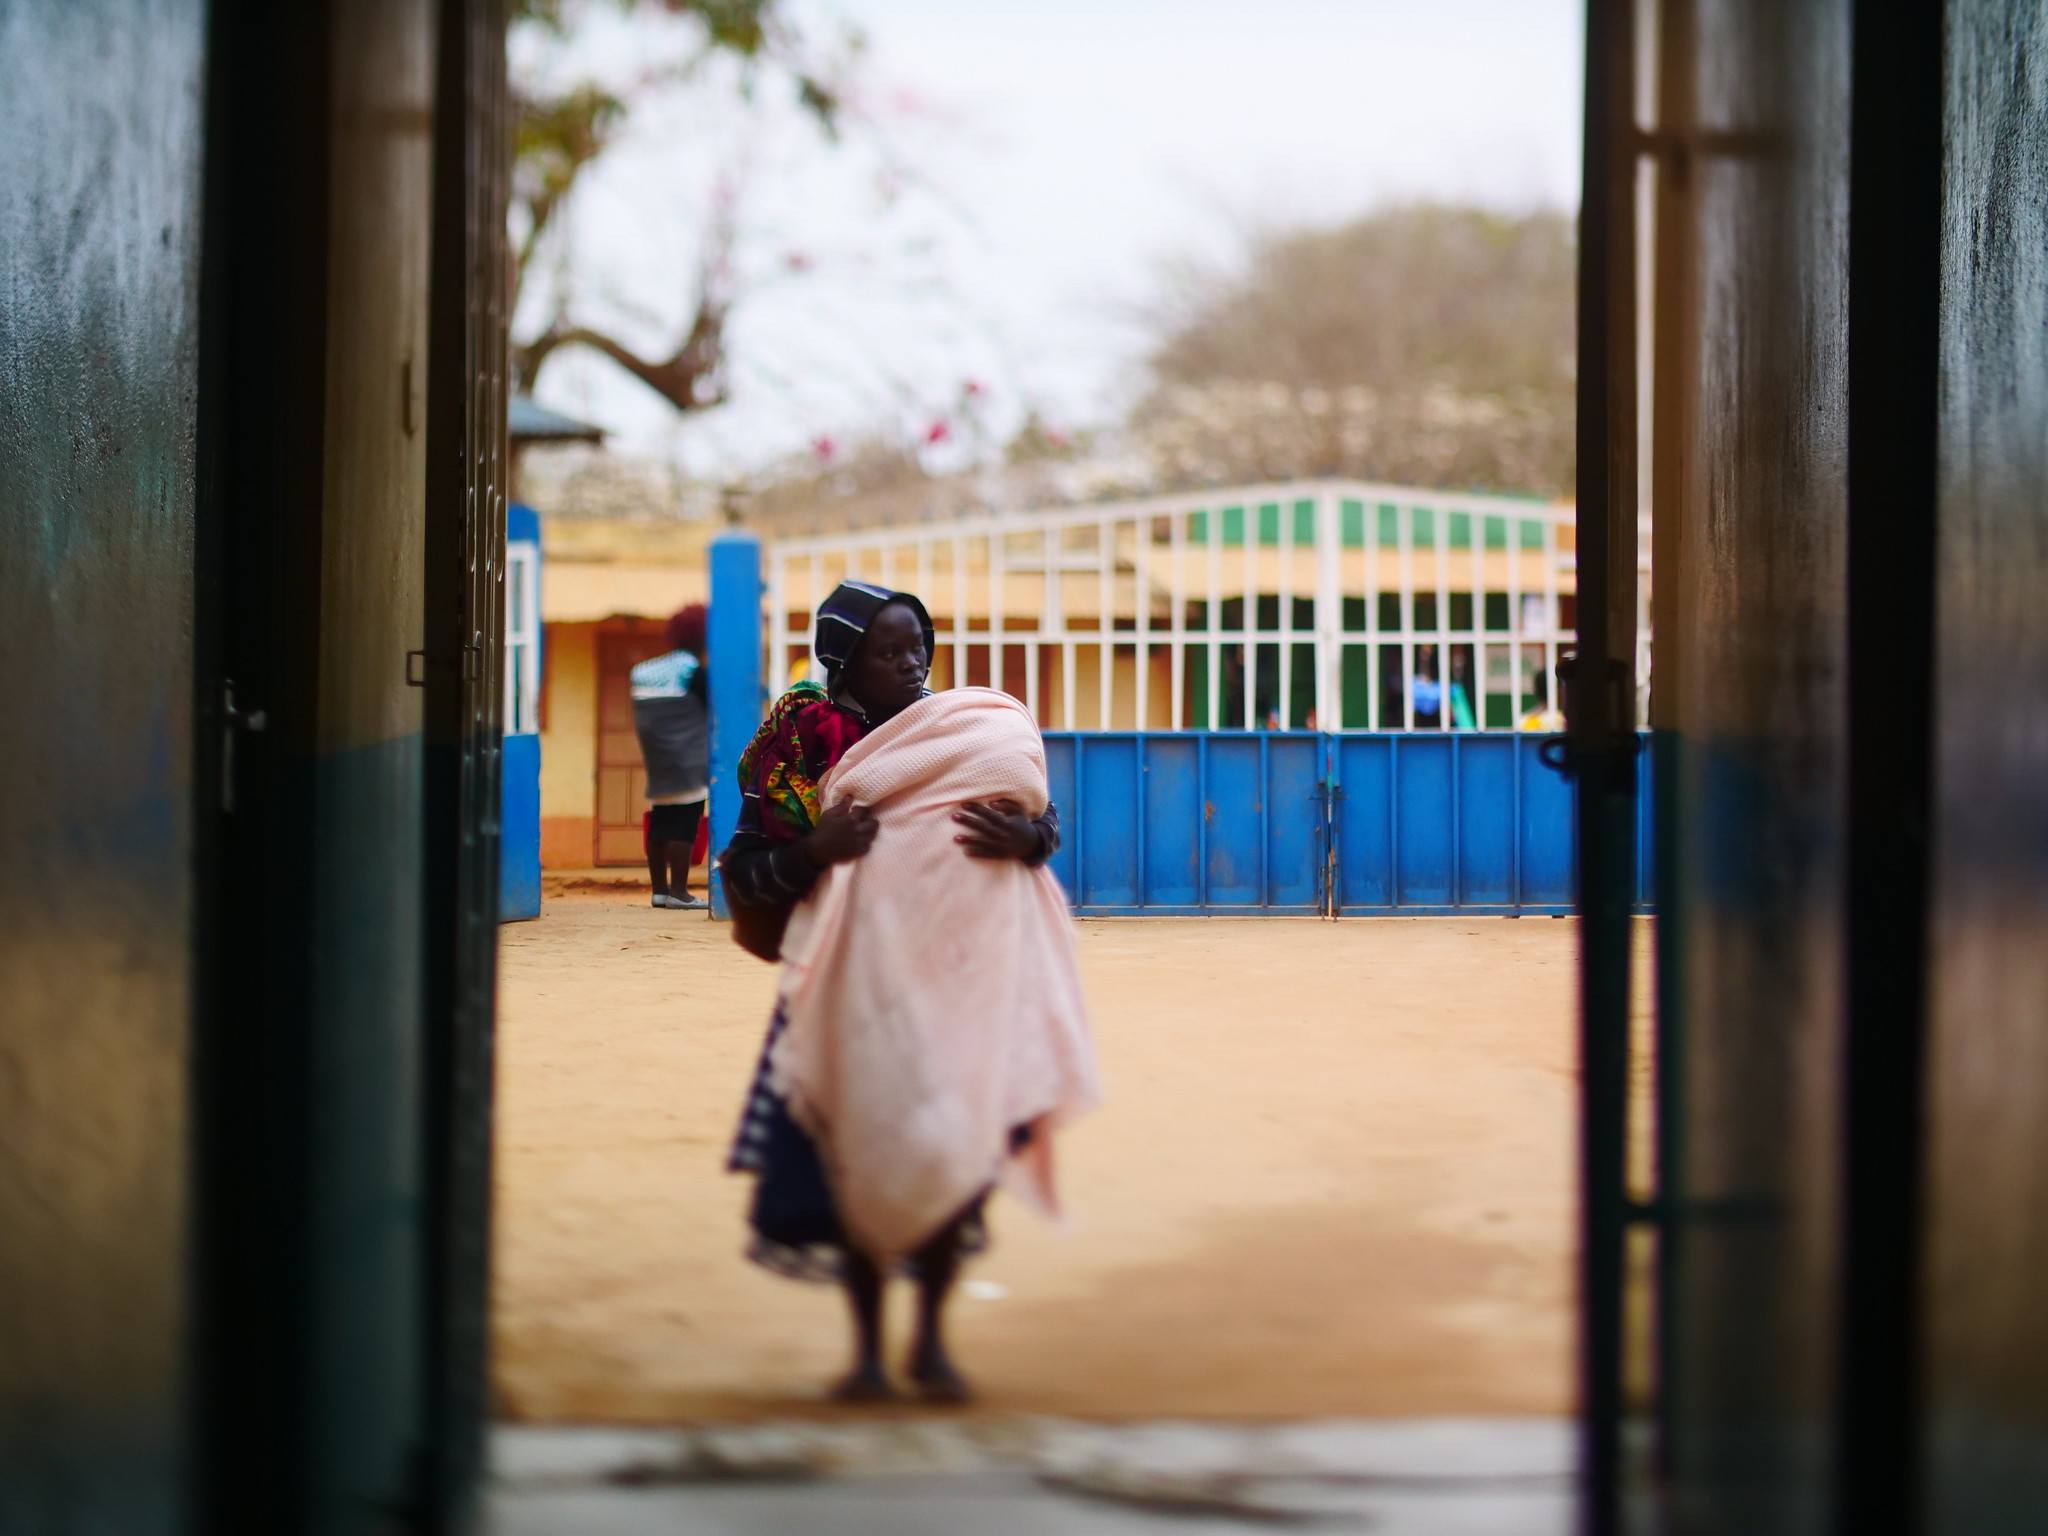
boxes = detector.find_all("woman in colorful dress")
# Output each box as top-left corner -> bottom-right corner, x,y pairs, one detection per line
718,579 -> 1099,1404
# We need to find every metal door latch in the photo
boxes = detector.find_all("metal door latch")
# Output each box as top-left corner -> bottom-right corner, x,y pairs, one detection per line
1540,650 -> 1642,779
406,642 -> 482,687
220,677 -> 267,813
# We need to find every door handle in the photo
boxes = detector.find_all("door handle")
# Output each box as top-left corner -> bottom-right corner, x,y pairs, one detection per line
220,678 -> 267,813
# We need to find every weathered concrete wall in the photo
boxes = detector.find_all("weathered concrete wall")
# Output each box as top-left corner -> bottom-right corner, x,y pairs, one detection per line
1923,5 -> 2048,1530
0,3 -> 209,1531
1657,2 -> 1851,1529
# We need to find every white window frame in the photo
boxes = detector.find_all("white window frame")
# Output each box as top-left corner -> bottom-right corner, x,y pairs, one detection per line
504,542 -> 540,736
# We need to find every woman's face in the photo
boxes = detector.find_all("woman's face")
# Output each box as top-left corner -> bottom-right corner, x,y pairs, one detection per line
847,602 -> 929,718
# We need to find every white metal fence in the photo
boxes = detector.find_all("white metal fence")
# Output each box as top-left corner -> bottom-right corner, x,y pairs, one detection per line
764,480 -> 1652,732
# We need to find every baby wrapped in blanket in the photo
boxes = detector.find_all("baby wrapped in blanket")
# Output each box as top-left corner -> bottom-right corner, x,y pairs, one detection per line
773,686 -> 1102,1262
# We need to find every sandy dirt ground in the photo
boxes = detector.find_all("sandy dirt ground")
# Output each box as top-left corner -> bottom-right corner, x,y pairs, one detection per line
493,878 -> 1650,1425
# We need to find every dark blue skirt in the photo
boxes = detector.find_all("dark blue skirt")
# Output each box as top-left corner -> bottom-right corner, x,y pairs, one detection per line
727,1003 -> 991,1282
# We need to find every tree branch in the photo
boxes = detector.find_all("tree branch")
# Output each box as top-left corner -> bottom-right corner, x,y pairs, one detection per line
515,320 -> 726,415
513,189 -> 561,302
514,183 -> 740,413
507,0 -> 864,420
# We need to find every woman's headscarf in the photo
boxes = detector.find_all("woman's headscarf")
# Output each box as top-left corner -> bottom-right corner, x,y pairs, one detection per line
813,579 -> 935,687
665,603 -> 708,656
732,580 -> 936,847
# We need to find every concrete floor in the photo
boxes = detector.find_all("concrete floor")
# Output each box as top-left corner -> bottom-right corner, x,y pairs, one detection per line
486,1417 -> 1580,1534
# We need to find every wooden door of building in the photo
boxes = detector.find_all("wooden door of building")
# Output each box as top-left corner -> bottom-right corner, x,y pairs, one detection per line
594,622 -> 667,864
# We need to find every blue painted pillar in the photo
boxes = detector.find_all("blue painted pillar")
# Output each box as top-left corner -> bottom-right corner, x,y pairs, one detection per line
707,533 -> 763,919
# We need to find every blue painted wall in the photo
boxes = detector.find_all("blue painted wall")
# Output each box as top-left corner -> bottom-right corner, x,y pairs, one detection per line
499,502 -> 540,921
303,734 -> 427,1528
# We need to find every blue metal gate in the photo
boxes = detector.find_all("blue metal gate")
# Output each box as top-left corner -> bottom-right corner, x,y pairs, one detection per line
707,536 -> 1655,921
1043,733 -> 1329,915
1043,731 -> 1655,917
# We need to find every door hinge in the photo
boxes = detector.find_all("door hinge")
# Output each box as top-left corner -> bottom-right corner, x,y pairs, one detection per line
407,644 -> 482,688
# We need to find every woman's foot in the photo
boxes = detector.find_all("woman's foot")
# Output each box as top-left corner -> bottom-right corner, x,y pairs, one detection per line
828,1363 -> 897,1404
907,1343 -> 972,1405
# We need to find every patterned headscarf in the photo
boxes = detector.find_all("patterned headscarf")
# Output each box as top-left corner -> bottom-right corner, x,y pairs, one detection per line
813,580 -> 935,686
731,581 -> 936,846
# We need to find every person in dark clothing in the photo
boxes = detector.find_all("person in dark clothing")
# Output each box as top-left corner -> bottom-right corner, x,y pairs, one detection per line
719,579 -> 1062,1404
632,604 -> 710,910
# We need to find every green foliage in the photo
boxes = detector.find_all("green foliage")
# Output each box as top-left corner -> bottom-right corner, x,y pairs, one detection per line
514,0 -> 771,51
691,0 -> 770,55
511,0 -> 839,293
1135,204 -> 1578,496
509,0 -> 854,413
515,83 -> 628,200
1150,204 -> 1575,400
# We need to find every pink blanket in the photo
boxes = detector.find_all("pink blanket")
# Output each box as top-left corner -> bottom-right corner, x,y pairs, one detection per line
770,688 -> 1101,1261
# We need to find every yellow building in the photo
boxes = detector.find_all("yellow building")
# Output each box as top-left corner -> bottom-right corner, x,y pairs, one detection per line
536,517 -> 710,868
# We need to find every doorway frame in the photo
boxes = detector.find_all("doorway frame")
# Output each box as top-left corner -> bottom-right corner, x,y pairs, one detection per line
1571,2 -> 1643,1532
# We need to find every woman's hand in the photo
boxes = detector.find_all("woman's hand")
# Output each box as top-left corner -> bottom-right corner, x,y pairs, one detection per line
804,802 -> 879,868
953,799 -> 1043,862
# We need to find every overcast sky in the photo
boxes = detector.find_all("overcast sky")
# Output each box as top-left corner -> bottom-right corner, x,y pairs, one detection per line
523,0 -> 1584,478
